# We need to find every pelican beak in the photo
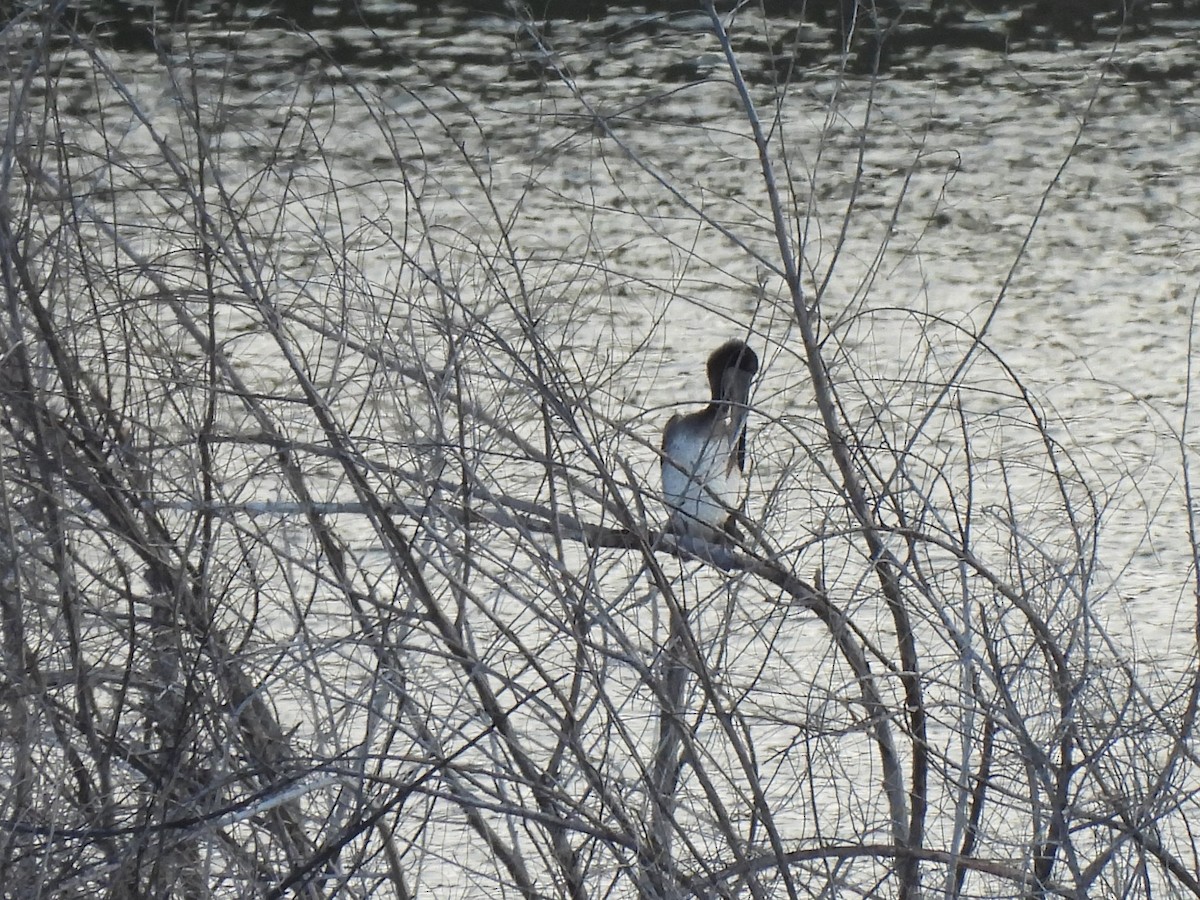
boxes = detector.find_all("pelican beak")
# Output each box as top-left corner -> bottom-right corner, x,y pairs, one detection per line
721,365 -> 754,408
721,366 -> 754,478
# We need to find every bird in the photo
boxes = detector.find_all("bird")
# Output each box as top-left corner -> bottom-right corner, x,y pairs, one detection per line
661,339 -> 759,542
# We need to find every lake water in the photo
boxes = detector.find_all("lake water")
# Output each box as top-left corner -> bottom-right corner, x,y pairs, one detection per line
8,3 -> 1200,897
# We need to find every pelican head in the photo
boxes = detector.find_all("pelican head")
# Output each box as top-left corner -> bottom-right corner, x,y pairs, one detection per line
706,339 -> 759,409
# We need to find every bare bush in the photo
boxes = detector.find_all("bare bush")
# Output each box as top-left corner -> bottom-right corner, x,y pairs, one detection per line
1,3 -> 1198,898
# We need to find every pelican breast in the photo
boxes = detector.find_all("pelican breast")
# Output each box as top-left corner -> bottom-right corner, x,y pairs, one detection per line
661,410 -> 743,538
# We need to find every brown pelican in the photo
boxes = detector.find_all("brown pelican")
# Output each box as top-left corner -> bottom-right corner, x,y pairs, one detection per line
661,339 -> 759,541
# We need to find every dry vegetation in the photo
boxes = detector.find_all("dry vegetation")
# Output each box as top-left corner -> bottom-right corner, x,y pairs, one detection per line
1,2 -> 1199,898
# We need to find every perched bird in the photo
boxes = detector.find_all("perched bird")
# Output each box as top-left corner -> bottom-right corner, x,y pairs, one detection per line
661,339 -> 759,541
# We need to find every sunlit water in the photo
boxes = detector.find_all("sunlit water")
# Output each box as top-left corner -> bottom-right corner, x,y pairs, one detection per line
237,9 -> 1200,663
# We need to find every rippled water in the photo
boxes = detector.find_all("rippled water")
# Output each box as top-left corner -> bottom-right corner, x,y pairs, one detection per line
32,0 -> 1200,716
224,7 -> 1200,656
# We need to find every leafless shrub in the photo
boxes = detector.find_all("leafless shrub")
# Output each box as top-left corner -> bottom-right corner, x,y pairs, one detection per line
1,2 -> 1197,898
